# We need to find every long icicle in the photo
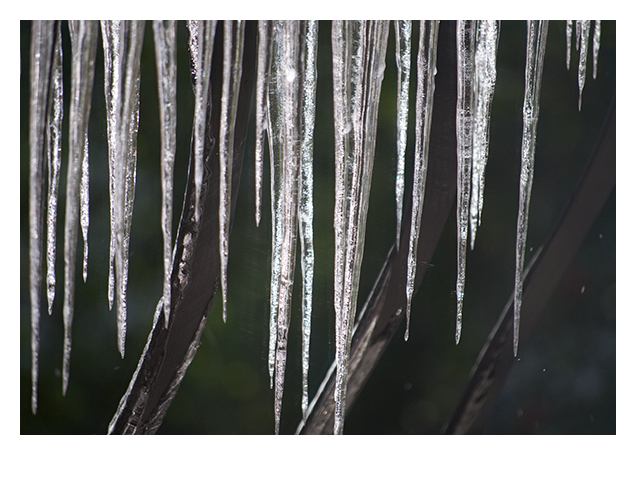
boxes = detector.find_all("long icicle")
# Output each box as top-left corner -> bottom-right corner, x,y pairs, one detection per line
469,20 -> 499,250
332,20 -> 389,435
455,20 -> 476,345
63,20 -> 98,394
46,22 -> 63,316
394,20 -> 411,249
101,20 -> 144,355
153,20 -> 177,327
299,20 -> 318,422
219,20 -> 245,324
513,20 -> 549,357
255,21 -> 273,227
102,20 -> 122,312
115,21 -> 145,359
29,20 -> 56,414
405,20 -> 439,341
268,20 -> 303,434
267,21 -> 285,391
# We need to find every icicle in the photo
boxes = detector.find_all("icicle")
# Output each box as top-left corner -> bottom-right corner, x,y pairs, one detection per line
455,20 -> 476,345
577,20 -> 591,110
63,20 -> 98,394
219,21 -> 245,324
266,21 -> 317,433
566,20 -> 572,70
513,20 -> 549,357
102,20 -> 122,312
153,20 -> 177,327
187,21 -> 216,224
593,21 -> 601,80
469,21 -> 499,250
101,20 -> 145,358
80,133 -> 89,282
592,20 -> 601,80
268,20 -> 302,435
119,21 -> 144,357
29,20 -> 56,414
394,20 -> 411,249
405,20 -> 439,342
332,20 -> 389,435
299,20 -> 318,422
267,21 -> 285,389
46,23 -> 63,316
255,21 -> 273,227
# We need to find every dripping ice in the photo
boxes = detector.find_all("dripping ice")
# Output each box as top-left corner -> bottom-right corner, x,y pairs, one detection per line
405,21 -> 438,341
266,21 -> 317,433
219,21 -> 245,324
331,20 -> 389,434
469,21 -> 498,251
187,21 -> 216,225
101,20 -> 145,359
152,20 -> 177,327
29,21 -> 59,414
299,21 -> 318,423
454,20 -> 476,345
254,21 -> 272,227
26,20 -> 606,432
394,21 -> 411,250
513,20 -> 548,357
565,20 -> 601,110
63,20 -> 98,394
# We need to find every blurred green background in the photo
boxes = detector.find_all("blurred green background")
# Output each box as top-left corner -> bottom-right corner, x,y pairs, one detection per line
20,21 -> 615,434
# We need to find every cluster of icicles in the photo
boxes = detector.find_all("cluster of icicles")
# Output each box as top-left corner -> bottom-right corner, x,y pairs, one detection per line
28,20 -> 601,433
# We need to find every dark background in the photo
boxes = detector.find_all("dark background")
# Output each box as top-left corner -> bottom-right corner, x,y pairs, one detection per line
20,20 -> 615,434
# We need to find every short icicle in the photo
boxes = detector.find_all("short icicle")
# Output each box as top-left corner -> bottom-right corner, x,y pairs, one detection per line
29,20 -> 56,414
576,20 -> 591,110
332,20 -> 389,435
219,20 -> 245,324
469,20 -> 499,250
394,20 -> 411,249
565,20 -> 573,70
405,20 -> 439,341
513,20 -> 549,357
592,21 -> 601,80
63,20 -> 98,394
187,21 -> 216,224
255,21 -> 273,227
80,134 -> 89,282
153,20 -> 177,327
454,20 -> 476,345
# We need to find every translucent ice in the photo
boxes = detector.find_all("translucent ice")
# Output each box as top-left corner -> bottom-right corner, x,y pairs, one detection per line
63,20 -> 98,393
513,20 -> 549,356
394,21 -> 411,249
455,20 -> 476,345
405,21 -> 439,341
153,21 -> 178,327
332,20 -> 389,434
